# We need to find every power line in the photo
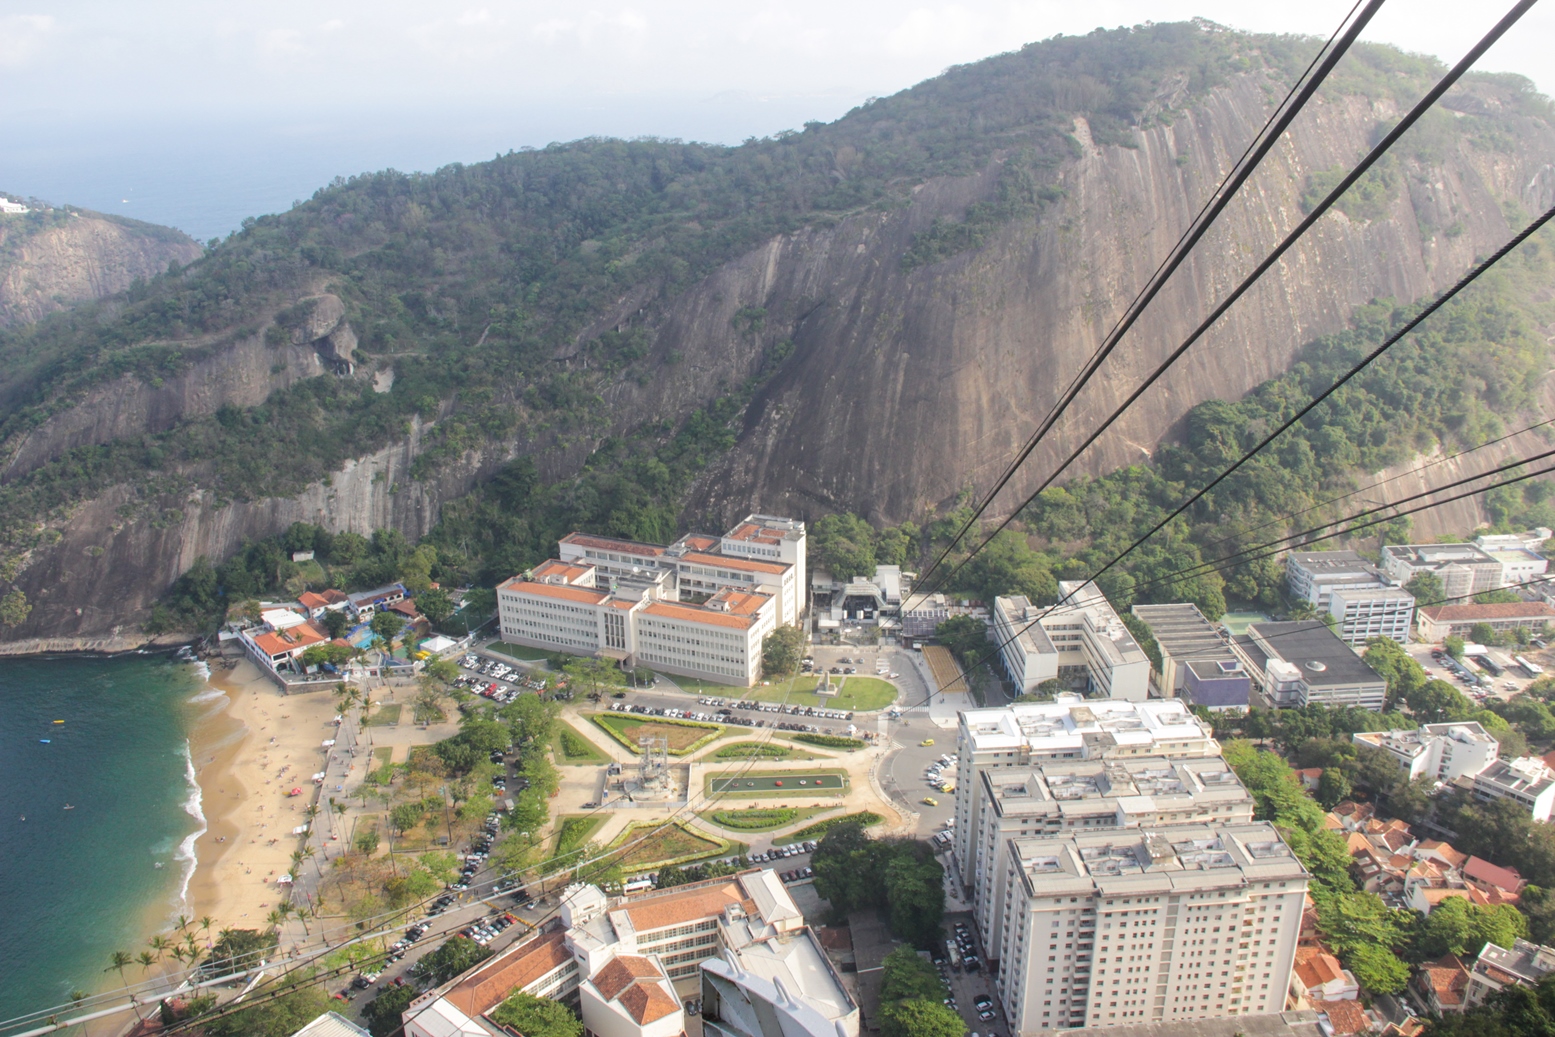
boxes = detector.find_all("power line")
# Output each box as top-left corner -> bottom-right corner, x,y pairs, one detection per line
907,0 -> 1383,598
911,0 -> 1538,606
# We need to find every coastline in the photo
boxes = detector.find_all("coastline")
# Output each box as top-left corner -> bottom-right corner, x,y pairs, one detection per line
180,655 -> 340,948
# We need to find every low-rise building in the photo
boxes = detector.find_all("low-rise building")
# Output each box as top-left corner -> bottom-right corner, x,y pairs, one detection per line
1294,947 -> 1359,1002
347,583 -> 408,619
1233,622 -> 1388,711
701,916 -> 859,1037
579,954 -> 685,1037
991,583 -> 1150,701
1415,601 -> 1555,642
1328,585 -> 1414,647
1466,940 -> 1555,1008
1382,544 -> 1504,599
1468,757 -> 1555,822
1287,551 -> 1393,609
1414,956 -> 1470,1014
1351,723 -> 1500,784
1131,603 -> 1249,708
990,821 -> 1308,1032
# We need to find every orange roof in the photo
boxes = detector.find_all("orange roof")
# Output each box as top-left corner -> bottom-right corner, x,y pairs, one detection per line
1295,948 -> 1346,990
1465,857 -> 1526,892
726,522 -> 787,545
1420,887 -> 1488,907
591,955 -> 664,1001
641,600 -> 756,630
388,599 -> 421,617
705,588 -> 774,615
501,580 -> 609,606
320,589 -> 349,604
1420,955 -> 1469,1006
679,534 -> 720,551
251,622 -> 329,657
618,981 -> 680,1025
1420,602 -> 1555,622
560,532 -> 667,557
678,550 -> 787,575
531,559 -> 595,583
1314,1000 -> 1370,1036
445,929 -> 572,1017
1417,840 -> 1469,869
298,592 -> 330,609
619,878 -> 750,932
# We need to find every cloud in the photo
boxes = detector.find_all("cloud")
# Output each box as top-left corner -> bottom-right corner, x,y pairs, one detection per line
0,14 -> 55,69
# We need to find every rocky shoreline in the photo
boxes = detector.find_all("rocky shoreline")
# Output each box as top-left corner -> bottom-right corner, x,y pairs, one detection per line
0,630 -> 191,657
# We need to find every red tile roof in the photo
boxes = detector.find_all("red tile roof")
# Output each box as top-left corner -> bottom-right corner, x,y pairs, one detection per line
617,981 -> 680,1025
251,622 -> 329,658
298,592 -> 330,609
642,600 -> 756,630
1419,602 -> 1555,622
1314,999 -> 1371,1036
1465,856 -> 1526,892
678,550 -> 787,575
445,929 -> 571,1017
560,533 -> 667,558
500,580 -> 610,606
531,560 -> 595,584
591,955 -> 663,1001
1419,955 -> 1469,1006
1295,947 -> 1346,991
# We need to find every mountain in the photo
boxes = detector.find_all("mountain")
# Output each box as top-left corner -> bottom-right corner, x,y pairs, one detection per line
0,21 -> 1552,650
0,204 -> 202,328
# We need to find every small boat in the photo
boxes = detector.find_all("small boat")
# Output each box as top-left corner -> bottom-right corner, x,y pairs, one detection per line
154,862 -> 163,869
63,804 -> 74,810
38,739 -> 50,744
52,720 -> 64,725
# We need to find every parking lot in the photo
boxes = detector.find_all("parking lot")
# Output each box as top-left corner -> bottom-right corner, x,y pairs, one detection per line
1404,639 -> 1549,703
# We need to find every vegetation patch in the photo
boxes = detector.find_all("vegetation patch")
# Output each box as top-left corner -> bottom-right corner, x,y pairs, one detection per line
711,740 -> 806,760
745,675 -> 897,711
553,814 -> 606,857
554,722 -> 610,764
702,806 -> 830,832
608,821 -> 730,871
704,769 -> 850,798
793,733 -> 866,750
776,811 -> 884,844
590,712 -> 723,754
365,703 -> 402,727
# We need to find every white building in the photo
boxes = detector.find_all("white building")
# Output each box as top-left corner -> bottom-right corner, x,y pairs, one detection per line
951,696 -> 1220,899
991,582 -> 1150,700
971,756 -> 1254,969
1475,533 -> 1550,587
497,559 -> 778,686
701,919 -> 859,1037
1466,940 -> 1555,1007
1351,723 -> 1500,784
406,870 -> 811,1037
1381,544 -> 1503,599
991,822 -> 1308,1033
1327,586 -> 1415,647
1470,757 -> 1555,822
1232,622 -> 1388,711
0,197 -> 29,215
1286,551 -> 1393,609
1130,603 -> 1250,709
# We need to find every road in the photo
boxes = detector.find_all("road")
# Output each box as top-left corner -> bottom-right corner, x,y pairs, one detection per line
940,910 -> 1010,1037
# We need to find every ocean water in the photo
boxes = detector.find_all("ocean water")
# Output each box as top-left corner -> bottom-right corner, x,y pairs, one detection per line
0,655 -> 206,1026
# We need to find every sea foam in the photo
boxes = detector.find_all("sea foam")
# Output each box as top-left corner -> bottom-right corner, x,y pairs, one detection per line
173,741 -> 206,916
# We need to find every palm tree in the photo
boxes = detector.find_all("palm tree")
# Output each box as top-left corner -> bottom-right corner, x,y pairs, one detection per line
200,915 -> 216,948
265,908 -> 286,933
105,951 -> 141,1020
69,990 -> 90,1037
174,914 -> 191,934
148,934 -> 169,960
136,950 -> 156,978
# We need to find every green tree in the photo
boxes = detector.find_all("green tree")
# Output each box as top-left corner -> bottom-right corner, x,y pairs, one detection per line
413,935 -> 493,985
1316,767 -> 1352,810
935,614 -> 986,668
0,588 -> 32,627
1347,942 -> 1409,994
490,992 -> 582,1037
762,624 -> 806,678
884,851 -> 946,948
363,982 -> 420,1037
417,587 -> 455,627
812,513 -> 878,580
1445,635 -> 1465,659
371,611 -> 406,642
321,608 -> 352,639
389,801 -> 426,835
1364,638 -> 1427,710
880,999 -> 966,1037
1471,622 -> 1497,646
881,948 -> 946,1002
1405,571 -> 1446,605
201,979 -> 332,1037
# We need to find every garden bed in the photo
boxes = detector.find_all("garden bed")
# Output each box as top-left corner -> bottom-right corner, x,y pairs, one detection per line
552,814 -> 606,857
709,741 -> 816,761
699,806 -> 831,832
704,769 -> 850,798
774,811 -> 884,844
607,821 -> 732,871
590,712 -> 724,755
554,722 -> 610,764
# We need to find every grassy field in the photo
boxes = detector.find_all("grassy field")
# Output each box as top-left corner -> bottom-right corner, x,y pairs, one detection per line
704,768 -> 851,798
744,675 -> 897,711
707,741 -> 819,761
372,746 -> 394,768
554,722 -> 611,764
553,814 -> 606,856
365,704 -> 402,726
608,822 -> 730,870
590,712 -> 724,755
774,811 -> 884,844
699,805 -> 831,832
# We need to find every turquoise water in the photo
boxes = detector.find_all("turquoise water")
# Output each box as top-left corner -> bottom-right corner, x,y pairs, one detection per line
0,655 -> 205,1025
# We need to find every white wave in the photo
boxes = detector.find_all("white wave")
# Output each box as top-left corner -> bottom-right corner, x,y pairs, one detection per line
172,740 -> 206,917
187,686 -> 226,704
187,658 -> 212,682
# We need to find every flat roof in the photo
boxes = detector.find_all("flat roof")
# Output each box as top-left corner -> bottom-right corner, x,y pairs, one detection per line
1383,543 -> 1499,567
1247,621 -> 1384,687
560,532 -> 667,558
958,697 -> 1215,754
677,550 -> 788,575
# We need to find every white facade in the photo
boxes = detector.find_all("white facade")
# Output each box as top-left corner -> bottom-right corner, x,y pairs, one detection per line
951,696 -> 1220,899
992,583 -> 1150,701
1352,723 -> 1499,784
0,198 -> 29,215
497,561 -> 778,686
992,822 -> 1308,1033
701,925 -> 859,1037
1381,544 -> 1503,598
1471,758 -> 1555,822
971,756 -> 1255,967
1286,551 -> 1392,609
1327,586 -> 1414,647
579,955 -> 685,1037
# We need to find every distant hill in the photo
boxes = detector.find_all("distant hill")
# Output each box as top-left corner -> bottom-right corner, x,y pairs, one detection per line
0,203 -> 202,327
0,21 -> 1552,648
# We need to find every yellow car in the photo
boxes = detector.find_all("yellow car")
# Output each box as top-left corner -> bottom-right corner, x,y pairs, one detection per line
923,796 -> 939,806
920,738 -> 935,747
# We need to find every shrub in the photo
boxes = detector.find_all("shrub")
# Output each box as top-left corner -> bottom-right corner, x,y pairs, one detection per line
794,733 -> 865,750
710,807 -> 799,830
787,812 -> 883,840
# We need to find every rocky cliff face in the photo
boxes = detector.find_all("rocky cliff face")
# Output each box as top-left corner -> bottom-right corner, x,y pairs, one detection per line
2,70 -> 1552,649
0,211 -> 203,327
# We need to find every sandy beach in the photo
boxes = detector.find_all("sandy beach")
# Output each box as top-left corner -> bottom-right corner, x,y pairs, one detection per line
183,657 -> 342,942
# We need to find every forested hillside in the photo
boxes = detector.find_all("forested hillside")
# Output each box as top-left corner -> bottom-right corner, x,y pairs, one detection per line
1,21 -> 1553,645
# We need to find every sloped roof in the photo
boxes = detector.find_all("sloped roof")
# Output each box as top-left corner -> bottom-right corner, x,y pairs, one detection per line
591,955 -> 663,1001
1417,840 -> 1469,869
616,981 -> 680,1025
1296,947 -> 1346,990
445,929 -> 571,1018
1420,955 -> 1469,1006
1314,999 -> 1371,1036
1420,602 -> 1555,622
619,878 -> 751,931
1465,856 -> 1526,892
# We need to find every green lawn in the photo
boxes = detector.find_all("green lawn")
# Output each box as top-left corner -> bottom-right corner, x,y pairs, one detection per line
365,704 -> 402,727
553,814 -> 606,856
744,675 -> 897,711
774,811 -> 884,845
554,722 -> 611,764
590,712 -> 725,755
704,768 -> 851,798
706,741 -> 820,761
607,821 -> 732,870
699,805 -> 832,832
372,746 -> 394,768
486,642 -> 556,662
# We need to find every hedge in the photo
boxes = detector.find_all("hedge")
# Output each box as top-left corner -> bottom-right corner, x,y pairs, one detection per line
793,733 -> 865,750
784,812 -> 884,841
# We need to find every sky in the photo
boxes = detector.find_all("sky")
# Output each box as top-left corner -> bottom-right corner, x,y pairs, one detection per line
3,1 -> 1552,240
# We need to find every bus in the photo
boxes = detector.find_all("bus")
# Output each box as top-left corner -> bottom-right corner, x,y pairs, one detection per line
1474,655 -> 1506,677
1516,655 -> 1545,679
